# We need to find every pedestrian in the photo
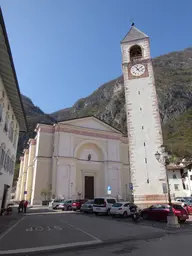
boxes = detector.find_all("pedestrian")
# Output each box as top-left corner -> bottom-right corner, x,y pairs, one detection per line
18,200 -> 24,214
24,200 -> 28,213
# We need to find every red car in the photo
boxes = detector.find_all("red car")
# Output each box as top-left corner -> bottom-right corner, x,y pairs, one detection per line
183,202 -> 192,215
141,204 -> 189,223
72,200 -> 85,211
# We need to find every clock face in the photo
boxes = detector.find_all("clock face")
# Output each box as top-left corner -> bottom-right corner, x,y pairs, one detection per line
130,64 -> 145,77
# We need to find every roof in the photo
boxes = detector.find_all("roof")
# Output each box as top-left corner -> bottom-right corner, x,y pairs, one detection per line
0,8 -> 27,132
121,25 -> 148,44
58,115 -> 123,134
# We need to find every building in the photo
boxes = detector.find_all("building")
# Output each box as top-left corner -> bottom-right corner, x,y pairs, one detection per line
167,164 -> 186,198
16,116 -> 129,205
16,25 -> 175,206
121,24 -> 167,204
0,9 -> 27,210
181,163 -> 192,197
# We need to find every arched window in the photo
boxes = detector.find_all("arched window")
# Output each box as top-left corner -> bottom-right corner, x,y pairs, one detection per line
4,113 -> 8,133
0,144 -> 5,167
13,131 -> 18,148
130,45 -> 142,60
10,157 -> 15,175
0,104 -> 3,122
4,150 -> 11,172
9,121 -> 14,142
3,152 -> 7,169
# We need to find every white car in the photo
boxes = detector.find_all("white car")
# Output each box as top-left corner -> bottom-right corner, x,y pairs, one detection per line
93,197 -> 117,215
52,199 -> 64,209
110,202 -> 135,217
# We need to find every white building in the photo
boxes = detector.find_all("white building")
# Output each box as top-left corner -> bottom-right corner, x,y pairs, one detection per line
0,9 -> 27,211
181,163 -> 192,197
167,164 -> 186,198
121,24 -> 167,204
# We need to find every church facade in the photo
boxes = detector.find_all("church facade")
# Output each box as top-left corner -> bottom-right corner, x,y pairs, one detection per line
16,24 -> 170,206
15,117 -> 129,205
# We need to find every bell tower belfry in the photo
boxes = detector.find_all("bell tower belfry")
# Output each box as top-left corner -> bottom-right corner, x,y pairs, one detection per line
121,24 -> 167,205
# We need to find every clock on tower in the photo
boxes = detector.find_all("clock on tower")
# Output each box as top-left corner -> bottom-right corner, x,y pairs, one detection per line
121,24 -> 167,205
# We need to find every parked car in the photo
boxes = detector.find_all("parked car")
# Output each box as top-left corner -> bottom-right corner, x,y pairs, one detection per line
81,200 -> 94,213
93,197 -> 117,215
72,200 -> 85,211
182,201 -> 192,215
52,199 -> 64,209
175,198 -> 186,203
56,201 -> 66,210
141,204 -> 189,223
62,200 -> 75,211
110,202 -> 137,218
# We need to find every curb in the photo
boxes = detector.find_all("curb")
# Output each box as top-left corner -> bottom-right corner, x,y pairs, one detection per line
0,231 -> 166,256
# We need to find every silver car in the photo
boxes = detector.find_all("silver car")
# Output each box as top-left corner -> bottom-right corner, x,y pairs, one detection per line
52,199 -> 64,209
81,200 -> 94,213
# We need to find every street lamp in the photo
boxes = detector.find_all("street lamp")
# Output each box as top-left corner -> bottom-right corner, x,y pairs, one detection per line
155,147 -> 180,228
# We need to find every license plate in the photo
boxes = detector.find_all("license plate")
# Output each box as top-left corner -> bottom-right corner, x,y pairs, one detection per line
183,215 -> 187,217
96,208 -> 100,210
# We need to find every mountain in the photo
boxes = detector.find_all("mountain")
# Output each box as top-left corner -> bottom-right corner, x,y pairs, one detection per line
19,47 -> 192,158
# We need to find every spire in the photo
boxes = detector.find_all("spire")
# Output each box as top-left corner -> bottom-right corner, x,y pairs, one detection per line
121,25 -> 148,43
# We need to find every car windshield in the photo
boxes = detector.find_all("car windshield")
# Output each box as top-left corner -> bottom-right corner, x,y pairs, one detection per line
54,200 -> 62,203
112,203 -> 123,207
86,200 -> 94,204
94,198 -> 105,204
107,199 -> 116,204
173,204 -> 184,210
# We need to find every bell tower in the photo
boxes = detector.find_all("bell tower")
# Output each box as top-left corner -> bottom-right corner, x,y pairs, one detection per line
121,24 -> 167,205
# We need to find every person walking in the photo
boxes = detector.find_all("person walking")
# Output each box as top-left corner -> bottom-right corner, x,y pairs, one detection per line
18,200 -> 24,214
23,200 -> 28,213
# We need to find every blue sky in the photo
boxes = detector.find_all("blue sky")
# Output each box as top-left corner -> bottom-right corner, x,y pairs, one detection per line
1,0 -> 192,113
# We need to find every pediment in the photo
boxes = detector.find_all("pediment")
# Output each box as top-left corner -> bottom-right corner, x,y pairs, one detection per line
59,116 -> 121,134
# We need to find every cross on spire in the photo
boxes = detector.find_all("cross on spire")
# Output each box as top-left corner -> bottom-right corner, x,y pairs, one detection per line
129,18 -> 135,27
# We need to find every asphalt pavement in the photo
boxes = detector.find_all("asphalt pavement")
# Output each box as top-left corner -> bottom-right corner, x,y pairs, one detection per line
0,207 -> 166,255
48,232 -> 192,256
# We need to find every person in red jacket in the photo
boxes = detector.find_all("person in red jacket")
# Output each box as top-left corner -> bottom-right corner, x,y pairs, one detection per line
23,200 -> 28,213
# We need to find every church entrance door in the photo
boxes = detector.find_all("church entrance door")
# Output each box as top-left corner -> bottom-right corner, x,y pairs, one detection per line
84,176 -> 94,199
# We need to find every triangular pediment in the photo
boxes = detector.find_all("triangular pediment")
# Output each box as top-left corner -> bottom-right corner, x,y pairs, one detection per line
59,116 -> 122,134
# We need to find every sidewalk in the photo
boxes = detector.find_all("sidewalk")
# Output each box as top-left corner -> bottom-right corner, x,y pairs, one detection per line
0,208 -> 23,237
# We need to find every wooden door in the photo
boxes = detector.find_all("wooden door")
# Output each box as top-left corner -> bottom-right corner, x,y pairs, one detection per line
84,176 -> 94,199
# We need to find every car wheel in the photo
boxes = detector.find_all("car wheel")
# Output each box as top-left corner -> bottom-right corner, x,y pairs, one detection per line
142,213 -> 148,220
123,211 -> 128,218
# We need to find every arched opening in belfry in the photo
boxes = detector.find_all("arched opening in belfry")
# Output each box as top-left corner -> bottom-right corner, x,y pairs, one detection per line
130,45 -> 142,61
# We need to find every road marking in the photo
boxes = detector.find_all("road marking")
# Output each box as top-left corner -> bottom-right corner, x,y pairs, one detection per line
0,216 -> 25,241
0,240 -> 102,255
61,220 -> 102,242
26,226 -> 63,232
26,211 -> 76,216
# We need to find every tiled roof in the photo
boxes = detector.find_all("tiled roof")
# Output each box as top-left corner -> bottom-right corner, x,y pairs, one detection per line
0,8 -> 27,132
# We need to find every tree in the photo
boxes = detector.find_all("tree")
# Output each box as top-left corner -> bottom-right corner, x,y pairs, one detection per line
40,188 -> 49,201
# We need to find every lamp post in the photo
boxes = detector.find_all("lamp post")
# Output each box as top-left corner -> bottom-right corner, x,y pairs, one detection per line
155,147 -> 180,228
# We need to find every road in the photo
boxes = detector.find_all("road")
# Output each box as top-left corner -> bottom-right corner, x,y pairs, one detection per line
0,207 -> 166,255
48,232 -> 192,256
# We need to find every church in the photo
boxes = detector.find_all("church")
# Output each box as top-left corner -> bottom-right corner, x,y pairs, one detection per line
15,25 -> 168,206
